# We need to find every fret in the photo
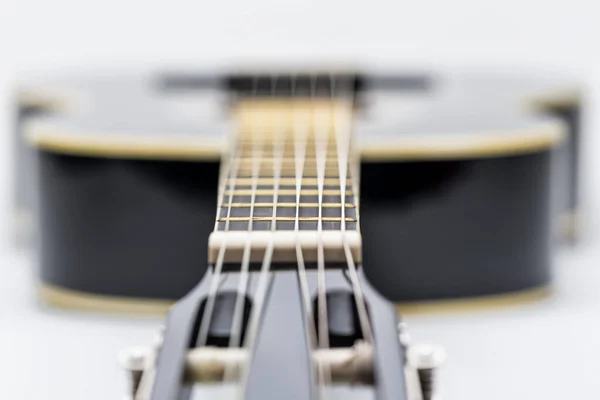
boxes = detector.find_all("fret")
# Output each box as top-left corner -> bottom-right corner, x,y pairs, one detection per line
233,168 -> 346,176
233,166 -> 345,175
224,196 -> 355,206
229,177 -> 351,186
233,156 -> 342,161
224,186 -> 350,192
238,150 -> 337,158
217,217 -> 356,222
217,205 -> 356,219
220,203 -> 355,208
234,159 -> 342,167
215,221 -> 359,234
223,189 -> 353,196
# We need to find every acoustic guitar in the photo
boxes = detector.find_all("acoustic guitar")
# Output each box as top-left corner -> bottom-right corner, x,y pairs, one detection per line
14,67 -> 581,317
12,66 -> 582,399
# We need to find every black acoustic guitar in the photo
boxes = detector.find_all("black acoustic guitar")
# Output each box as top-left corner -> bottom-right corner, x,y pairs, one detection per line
14,67 -> 581,318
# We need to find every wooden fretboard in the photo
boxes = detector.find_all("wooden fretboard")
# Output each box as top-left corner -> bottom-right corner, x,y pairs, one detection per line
208,99 -> 361,264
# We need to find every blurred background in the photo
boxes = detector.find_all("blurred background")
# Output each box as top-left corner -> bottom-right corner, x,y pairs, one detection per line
1,1 -> 599,399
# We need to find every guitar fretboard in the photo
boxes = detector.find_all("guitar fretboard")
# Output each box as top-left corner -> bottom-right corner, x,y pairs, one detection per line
208,99 -> 361,264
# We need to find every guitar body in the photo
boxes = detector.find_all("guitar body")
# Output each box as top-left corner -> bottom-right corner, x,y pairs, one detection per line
15,68 -> 581,313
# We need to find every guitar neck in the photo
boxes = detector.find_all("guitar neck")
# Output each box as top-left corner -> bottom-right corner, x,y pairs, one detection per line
208,98 -> 362,265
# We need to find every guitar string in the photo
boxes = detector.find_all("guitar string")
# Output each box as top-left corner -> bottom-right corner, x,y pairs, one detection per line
332,76 -> 374,345
196,78 -> 258,347
238,242 -> 274,389
292,74 -> 320,392
223,77 -> 267,383
196,139 -> 240,347
236,75 -> 287,394
314,75 -> 332,398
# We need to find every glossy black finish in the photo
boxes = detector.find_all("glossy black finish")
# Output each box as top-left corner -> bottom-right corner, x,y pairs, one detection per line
243,271 -> 315,400
150,270 -> 213,400
151,268 -> 406,400
360,150 -> 553,301
357,268 -> 407,400
38,147 -> 556,302
23,75 -> 582,304
36,150 -> 219,299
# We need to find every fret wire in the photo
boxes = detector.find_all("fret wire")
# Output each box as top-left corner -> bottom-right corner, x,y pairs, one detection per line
235,156 -> 342,162
234,169 -> 345,176
235,164 -> 342,171
229,177 -> 351,185
233,174 -> 347,177
234,159 -> 344,163
234,159 -> 344,165
224,185 -> 346,191
217,217 -> 356,222
230,175 -> 349,180
235,168 -> 345,174
224,189 -> 352,196
220,203 -> 355,208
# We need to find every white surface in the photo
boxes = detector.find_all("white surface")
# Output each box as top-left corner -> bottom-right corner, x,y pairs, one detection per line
1,1 -> 600,399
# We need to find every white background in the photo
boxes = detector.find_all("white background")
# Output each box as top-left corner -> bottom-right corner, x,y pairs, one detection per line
1,1 -> 600,399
